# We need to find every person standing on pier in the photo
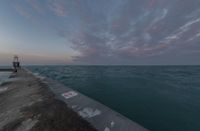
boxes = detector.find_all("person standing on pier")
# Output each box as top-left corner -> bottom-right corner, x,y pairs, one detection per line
13,55 -> 21,72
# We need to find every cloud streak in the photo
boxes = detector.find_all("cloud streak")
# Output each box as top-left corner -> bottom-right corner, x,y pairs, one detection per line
28,0 -> 45,14
14,4 -> 32,19
47,0 -> 68,17
13,0 -> 200,64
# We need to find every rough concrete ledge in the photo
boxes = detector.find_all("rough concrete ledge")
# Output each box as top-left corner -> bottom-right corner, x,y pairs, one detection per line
28,69 -> 149,131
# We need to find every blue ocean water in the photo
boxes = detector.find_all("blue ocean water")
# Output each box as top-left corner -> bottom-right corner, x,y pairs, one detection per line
28,66 -> 200,131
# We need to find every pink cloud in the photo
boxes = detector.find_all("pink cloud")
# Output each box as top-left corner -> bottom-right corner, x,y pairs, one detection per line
28,0 -> 45,14
48,0 -> 67,17
14,4 -> 32,19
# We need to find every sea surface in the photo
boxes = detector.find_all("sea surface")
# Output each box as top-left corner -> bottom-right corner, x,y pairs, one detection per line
0,72 -> 11,85
27,65 -> 200,131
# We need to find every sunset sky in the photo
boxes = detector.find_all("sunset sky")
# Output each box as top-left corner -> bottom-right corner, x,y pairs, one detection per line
0,0 -> 200,65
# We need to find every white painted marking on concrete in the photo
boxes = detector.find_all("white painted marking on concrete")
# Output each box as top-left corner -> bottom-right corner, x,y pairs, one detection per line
71,105 -> 78,109
111,121 -> 115,128
104,127 -> 110,131
77,106 -> 82,110
62,91 -> 78,99
78,107 -> 101,118
0,87 -> 8,92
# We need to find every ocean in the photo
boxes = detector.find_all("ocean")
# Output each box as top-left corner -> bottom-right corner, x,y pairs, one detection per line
0,72 -> 11,85
27,65 -> 200,131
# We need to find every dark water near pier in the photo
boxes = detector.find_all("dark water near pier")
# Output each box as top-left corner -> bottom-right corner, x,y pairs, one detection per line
28,65 -> 200,131
0,73 -> 10,85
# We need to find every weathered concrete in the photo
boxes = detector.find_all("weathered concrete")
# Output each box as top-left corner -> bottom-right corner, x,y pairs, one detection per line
29,69 -> 149,131
0,69 -> 97,131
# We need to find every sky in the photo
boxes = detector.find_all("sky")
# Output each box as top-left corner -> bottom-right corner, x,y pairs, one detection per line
0,0 -> 200,65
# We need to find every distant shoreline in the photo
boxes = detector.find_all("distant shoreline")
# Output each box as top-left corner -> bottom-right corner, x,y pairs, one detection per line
1,65 -> 200,67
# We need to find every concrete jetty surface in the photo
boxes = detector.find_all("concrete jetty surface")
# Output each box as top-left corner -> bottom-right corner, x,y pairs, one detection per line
0,69 -> 97,131
0,69 -> 148,131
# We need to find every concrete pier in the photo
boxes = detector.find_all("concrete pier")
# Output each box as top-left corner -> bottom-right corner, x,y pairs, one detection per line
32,70 -> 149,131
0,69 -> 97,131
0,68 -> 149,131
